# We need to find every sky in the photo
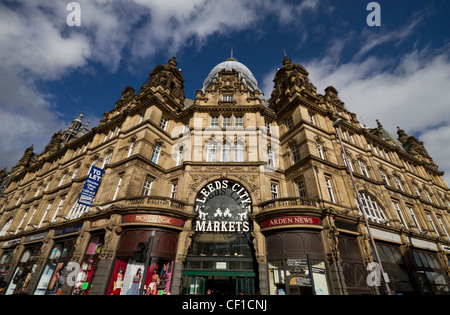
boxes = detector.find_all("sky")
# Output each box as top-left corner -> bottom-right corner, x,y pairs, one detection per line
0,0 -> 449,184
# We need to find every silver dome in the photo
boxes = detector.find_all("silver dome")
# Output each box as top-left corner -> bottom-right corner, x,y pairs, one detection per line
202,58 -> 259,92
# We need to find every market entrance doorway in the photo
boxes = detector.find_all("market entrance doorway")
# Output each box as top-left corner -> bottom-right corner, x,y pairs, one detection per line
183,272 -> 256,295
183,179 -> 258,295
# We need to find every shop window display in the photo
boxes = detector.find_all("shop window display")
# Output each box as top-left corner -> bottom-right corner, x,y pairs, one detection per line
5,245 -> 41,295
108,258 -> 174,295
71,235 -> 104,295
34,239 -> 76,295
0,251 -> 13,280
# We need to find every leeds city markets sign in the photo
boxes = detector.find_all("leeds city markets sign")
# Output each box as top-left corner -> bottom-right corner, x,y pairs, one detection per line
194,179 -> 252,233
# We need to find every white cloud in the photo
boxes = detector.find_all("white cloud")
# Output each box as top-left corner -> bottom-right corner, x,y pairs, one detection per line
300,46 -> 450,186
0,0 -> 322,170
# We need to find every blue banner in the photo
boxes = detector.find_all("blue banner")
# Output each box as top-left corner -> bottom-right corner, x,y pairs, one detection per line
77,166 -> 104,206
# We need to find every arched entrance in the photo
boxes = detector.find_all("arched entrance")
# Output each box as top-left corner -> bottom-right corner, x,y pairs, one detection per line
183,179 -> 258,295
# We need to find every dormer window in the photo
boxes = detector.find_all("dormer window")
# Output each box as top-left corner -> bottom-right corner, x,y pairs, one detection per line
222,95 -> 233,102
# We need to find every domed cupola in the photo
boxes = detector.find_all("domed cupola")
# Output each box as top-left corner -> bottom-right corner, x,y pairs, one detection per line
202,57 -> 259,93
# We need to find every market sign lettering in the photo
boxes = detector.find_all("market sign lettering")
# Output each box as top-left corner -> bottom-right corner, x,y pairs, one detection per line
260,216 -> 321,229
194,179 -> 252,233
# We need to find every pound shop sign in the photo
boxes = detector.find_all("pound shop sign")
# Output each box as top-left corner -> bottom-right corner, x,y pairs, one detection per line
194,179 -> 252,233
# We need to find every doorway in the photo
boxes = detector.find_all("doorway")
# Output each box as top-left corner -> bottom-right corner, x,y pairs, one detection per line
183,272 -> 255,295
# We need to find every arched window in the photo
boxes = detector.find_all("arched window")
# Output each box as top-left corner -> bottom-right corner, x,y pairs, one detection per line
358,192 -> 387,224
206,142 -> 217,162
358,159 -> 369,178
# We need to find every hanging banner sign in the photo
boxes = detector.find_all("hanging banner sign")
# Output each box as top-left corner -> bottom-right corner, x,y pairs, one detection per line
193,179 -> 252,233
77,166 -> 104,206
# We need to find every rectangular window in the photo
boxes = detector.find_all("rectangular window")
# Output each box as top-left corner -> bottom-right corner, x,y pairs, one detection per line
38,201 -> 53,228
392,201 -> 408,228
268,148 -> 275,167
325,176 -> 336,203
15,209 -> 29,234
427,213 -> 440,236
286,117 -> 293,130
297,179 -> 306,198
102,152 -> 113,168
265,120 -> 271,134
151,143 -> 161,164
25,207 -> 37,231
142,177 -> 153,196
170,182 -> 178,199
291,145 -> 300,164
342,152 -> 354,172
160,116 -> 168,130
309,113 -> 315,125
413,184 -> 421,197
210,116 -> 219,128
176,148 -> 183,166
127,141 -> 135,158
316,142 -> 324,159
51,197 -> 65,223
221,143 -> 230,162
235,142 -> 244,162
34,185 -> 42,197
380,170 -> 389,186
437,216 -> 450,239
72,167 -> 80,180
407,205 -> 421,233
58,174 -> 67,187
235,116 -> 244,128
223,116 -> 231,128
207,143 -> 217,162
424,190 -> 433,203
222,95 -> 233,102
358,160 -> 369,178
394,176 -> 404,191
112,176 -> 123,201
271,183 -> 279,199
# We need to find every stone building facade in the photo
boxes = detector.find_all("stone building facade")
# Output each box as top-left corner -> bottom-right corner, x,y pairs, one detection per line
1,55 -> 450,295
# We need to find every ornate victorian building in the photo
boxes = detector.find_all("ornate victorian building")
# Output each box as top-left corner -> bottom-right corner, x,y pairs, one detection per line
1,55 -> 450,295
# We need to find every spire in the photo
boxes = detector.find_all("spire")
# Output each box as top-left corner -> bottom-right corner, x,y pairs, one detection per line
376,119 -> 383,129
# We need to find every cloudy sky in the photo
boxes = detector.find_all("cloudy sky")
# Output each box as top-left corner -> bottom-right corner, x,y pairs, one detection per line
0,0 -> 449,184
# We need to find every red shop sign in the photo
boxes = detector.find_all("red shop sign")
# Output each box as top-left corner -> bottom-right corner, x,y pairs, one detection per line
123,214 -> 184,227
260,216 -> 321,228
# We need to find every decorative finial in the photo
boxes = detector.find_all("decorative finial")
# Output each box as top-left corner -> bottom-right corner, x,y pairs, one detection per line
376,119 -> 383,129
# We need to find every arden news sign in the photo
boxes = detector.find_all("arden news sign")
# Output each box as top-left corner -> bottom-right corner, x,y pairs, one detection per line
194,179 -> 252,233
260,216 -> 321,229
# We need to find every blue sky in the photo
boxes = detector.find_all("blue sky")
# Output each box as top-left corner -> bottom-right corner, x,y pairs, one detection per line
1,0 -> 449,183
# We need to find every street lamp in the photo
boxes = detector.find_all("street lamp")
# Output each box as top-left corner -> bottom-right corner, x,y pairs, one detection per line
332,118 -> 391,295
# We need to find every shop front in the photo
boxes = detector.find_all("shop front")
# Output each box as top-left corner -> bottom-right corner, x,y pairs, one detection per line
262,216 -> 330,295
183,179 -> 258,295
0,239 -> 20,281
106,215 -> 183,295
71,233 -> 105,295
5,243 -> 41,295
33,224 -> 82,295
